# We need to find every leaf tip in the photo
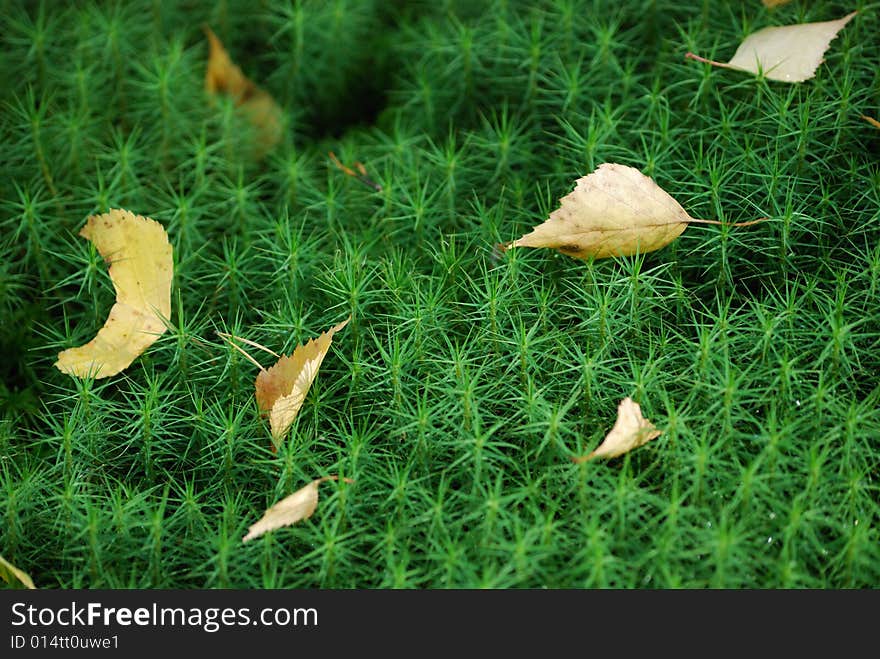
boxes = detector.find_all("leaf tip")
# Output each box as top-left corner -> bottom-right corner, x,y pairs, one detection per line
861,115 -> 880,130
333,315 -> 352,334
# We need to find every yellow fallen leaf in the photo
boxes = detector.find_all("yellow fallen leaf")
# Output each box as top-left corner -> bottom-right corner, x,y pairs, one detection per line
500,163 -> 762,260
204,26 -> 250,100
242,476 -> 353,543
762,0 -> 794,7
256,318 -> 350,448
686,12 -> 857,83
54,209 -> 173,379
862,115 -> 880,129
219,317 -> 351,451
573,397 -> 661,462
204,26 -> 282,157
0,555 -> 36,589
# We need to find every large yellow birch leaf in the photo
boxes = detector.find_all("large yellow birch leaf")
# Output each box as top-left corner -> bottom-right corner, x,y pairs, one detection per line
204,26 -> 282,157
686,12 -> 857,83
573,397 -> 662,462
54,209 -> 173,379
501,163 -> 762,260
242,476 -> 353,543
0,555 -> 36,589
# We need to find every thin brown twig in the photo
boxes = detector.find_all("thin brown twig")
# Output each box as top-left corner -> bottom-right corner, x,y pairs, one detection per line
328,151 -> 382,192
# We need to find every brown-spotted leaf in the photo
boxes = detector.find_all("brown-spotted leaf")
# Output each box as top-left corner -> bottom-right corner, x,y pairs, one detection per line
501,164 -> 765,261
242,476 -> 353,543
573,397 -> 662,462
503,164 -> 692,260
54,209 -> 173,379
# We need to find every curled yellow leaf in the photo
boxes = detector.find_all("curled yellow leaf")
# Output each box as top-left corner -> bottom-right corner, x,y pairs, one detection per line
254,317 -> 350,449
54,209 -> 173,379
573,397 -> 661,462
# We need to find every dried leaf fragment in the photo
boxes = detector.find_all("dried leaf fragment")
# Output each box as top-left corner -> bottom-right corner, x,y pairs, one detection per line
204,26 -> 282,157
242,476 -> 353,543
762,0 -> 794,7
500,163 -> 763,261
862,115 -> 880,130
0,555 -> 36,589
219,318 -> 351,450
329,151 -> 382,192
255,317 -> 350,449
573,397 -> 661,462
686,12 -> 857,83
54,209 -> 173,379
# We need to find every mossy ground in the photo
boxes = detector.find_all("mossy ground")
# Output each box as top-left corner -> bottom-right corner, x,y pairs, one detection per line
1,0 -> 878,588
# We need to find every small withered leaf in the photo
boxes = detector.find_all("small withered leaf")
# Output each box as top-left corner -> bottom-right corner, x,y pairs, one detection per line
242,476 -> 353,543
253,317 -> 351,450
573,397 -> 662,462
862,115 -> 880,130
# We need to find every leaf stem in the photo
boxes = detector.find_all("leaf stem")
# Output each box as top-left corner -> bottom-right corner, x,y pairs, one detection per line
688,217 -> 770,227
317,475 -> 356,485
329,151 -> 382,192
685,52 -> 732,69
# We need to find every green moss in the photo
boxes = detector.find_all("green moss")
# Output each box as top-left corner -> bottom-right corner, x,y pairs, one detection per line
0,0 -> 878,588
